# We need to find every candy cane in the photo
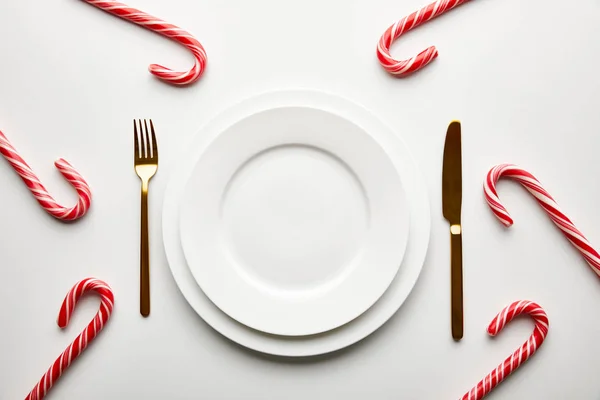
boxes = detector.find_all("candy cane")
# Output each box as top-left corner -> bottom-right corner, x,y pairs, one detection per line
377,0 -> 470,76
25,278 -> 114,400
460,300 -> 549,400
81,0 -> 207,86
484,164 -> 600,277
0,130 -> 91,221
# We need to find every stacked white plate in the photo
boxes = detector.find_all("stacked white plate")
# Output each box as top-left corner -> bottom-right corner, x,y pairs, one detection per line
162,90 -> 431,356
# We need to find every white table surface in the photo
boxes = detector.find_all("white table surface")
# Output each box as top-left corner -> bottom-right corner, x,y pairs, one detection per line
1,0 -> 600,399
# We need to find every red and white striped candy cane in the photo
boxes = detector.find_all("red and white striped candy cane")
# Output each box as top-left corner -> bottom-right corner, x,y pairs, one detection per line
377,0 -> 470,76
484,164 -> 600,277
82,0 -> 207,86
460,300 -> 549,400
0,130 -> 91,221
25,278 -> 114,400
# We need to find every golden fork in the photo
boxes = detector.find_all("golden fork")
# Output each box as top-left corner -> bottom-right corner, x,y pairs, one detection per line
134,119 -> 158,317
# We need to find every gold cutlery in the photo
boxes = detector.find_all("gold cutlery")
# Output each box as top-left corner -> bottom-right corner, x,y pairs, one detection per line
134,119 -> 158,317
442,120 -> 463,340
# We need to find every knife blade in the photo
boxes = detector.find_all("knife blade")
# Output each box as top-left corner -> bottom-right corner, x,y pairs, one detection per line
442,120 -> 463,340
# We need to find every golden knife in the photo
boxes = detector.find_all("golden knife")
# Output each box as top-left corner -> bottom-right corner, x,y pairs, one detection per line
442,120 -> 463,340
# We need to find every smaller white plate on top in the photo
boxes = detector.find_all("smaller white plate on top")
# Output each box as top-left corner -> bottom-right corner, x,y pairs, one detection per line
179,106 -> 409,336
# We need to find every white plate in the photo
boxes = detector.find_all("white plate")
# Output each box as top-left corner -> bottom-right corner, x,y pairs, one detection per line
179,106 -> 409,336
163,89 -> 430,356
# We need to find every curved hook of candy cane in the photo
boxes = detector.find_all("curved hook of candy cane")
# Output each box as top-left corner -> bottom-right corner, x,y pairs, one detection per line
25,278 -> 114,400
484,163 -> 600,277
82,0 -> 207,86
0,130 -> 91,221
376,0 -> 470,76
459,301 -> 549,400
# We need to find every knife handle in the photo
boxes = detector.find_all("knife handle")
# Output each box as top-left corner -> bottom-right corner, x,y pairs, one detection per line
450,224 -> 463,340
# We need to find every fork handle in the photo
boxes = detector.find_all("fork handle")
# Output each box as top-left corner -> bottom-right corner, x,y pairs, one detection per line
140,180 -> 150,317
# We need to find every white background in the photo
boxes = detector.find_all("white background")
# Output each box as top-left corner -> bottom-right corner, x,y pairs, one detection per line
1,0 -> 600,398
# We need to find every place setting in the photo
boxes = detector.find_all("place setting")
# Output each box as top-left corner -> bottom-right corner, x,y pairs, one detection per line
1,0 -> 599,399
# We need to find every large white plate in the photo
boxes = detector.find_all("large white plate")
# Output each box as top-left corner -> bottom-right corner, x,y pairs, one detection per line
179,106 -> 409,336
163,89 -> 430,356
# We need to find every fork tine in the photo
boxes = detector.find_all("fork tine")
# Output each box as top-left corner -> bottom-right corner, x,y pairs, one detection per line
149,119 -> 158,160
134,119 -> 140,161
140,119 -> 147,159
143,119 -> 150,159
138,119 -> 144,159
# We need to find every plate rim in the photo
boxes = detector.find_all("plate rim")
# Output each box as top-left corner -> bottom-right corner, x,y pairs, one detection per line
162,88 -> 431,357
177,105 -> 411,336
